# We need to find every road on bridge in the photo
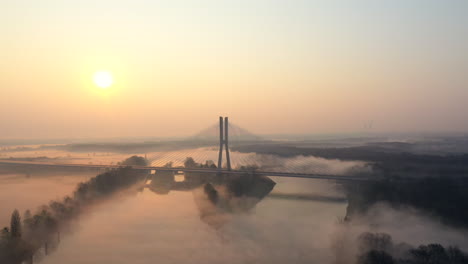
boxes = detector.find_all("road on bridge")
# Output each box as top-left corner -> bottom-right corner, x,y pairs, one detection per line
0,160 -> 373,181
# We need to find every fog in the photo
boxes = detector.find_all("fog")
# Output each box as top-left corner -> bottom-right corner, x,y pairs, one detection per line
1,145 -> 468,263
347,204 -> 468,251
0,143 -> 366,177
0,172 -> 94,226
146,147 -> 368,177
38,186 -> 468,264
42,187 -> 345,264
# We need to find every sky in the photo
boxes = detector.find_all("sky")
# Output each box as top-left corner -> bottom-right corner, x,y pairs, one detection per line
1,0 -> 467,139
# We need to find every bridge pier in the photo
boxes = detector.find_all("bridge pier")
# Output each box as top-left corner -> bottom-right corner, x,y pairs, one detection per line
217,116 -> 232,172
224,117 -> 231,171
218,117 -> 224,171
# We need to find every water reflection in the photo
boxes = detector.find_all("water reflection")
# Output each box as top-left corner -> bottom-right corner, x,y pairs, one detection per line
146,171 -> 276,229
43,176 -> 346,264
0,165 -> 348,264
0,172 -> 95,226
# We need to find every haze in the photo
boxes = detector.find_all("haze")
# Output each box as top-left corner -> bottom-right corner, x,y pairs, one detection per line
1,0 -> 467,139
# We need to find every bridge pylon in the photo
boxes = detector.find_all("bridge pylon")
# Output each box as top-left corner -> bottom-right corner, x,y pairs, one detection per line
217,116 -> 232,172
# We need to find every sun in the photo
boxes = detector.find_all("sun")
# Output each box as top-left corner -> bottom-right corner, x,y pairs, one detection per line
93,71 -> 113,89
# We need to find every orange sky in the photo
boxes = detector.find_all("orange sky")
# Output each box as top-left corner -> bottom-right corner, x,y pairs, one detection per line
1,0 -> 467,138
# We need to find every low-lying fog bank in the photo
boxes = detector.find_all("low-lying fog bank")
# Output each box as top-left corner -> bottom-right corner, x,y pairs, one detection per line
0,172 -> 95,226
40,188 -> 468,264
1,146 -> 467,264
42,188 -> 346,264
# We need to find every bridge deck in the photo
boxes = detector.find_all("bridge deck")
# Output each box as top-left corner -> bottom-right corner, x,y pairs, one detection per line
0,160 -> 372,181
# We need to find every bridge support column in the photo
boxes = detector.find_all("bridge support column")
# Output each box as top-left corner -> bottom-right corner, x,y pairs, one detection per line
217,116 -> 224,172
217,116 -> 232,173
224,117 -> 231,171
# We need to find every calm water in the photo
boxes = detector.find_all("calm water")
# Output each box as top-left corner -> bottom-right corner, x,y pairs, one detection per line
0,172 -> 94,226
42,178 -> 346,264
0,168 -> 347,264
2,147 -> 467,263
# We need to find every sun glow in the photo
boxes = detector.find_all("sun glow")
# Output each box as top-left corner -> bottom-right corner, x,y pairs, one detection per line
93,71 -> 113,89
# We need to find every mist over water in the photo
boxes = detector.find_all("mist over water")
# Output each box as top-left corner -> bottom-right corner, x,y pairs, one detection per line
38,183 -> 468,264
148,147 -> 367,176
0,172 -> 94,226
348,204 -> 468,251
0,145 -> 368,176
1,145 -> 468,263
42,186 -> 346,264
2,0 -> 467,261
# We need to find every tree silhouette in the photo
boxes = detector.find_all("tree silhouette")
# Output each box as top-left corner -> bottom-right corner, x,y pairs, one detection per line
184,157 -> 197,168
10,210 -> 21,239
0,227 -> 9,240
119,155 -> 148,166
358,250 -> 395,264
410,244 -> 450,264
1,167 -> 147,264
163,161 -> 173,168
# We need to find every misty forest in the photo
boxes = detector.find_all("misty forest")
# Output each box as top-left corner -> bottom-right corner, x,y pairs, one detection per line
2,0 -> 468,263
1,135 -> 468,264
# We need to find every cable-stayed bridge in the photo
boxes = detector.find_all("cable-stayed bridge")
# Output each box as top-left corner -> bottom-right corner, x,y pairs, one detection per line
0,117 -> 373,181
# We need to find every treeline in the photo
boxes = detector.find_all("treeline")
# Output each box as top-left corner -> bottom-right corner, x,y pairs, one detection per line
235,143 -> 468,228
232,143 -> 468,164
350,232 -> 468,264
183,157 -> 259,171
183,157 -> 217,169
233,144 -> 468,177
0,167 -> 146,264
118,155 -> 148,166
345,176 -> 468,228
